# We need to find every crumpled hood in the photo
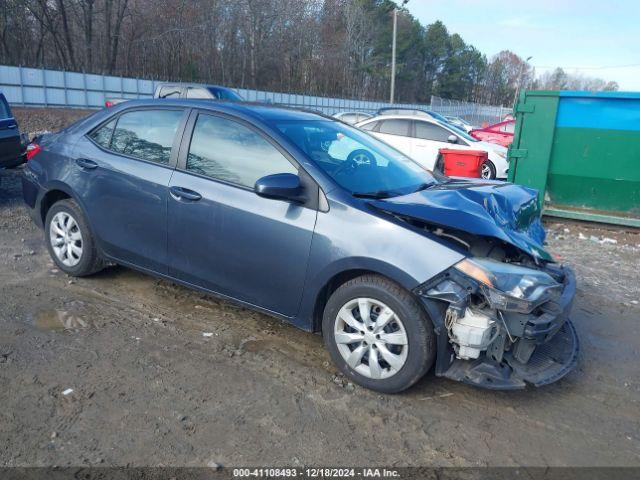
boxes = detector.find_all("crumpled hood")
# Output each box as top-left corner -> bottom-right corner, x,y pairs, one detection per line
370,179 -> 552,261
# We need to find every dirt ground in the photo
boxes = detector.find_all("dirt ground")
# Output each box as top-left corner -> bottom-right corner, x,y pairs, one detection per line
1,109 -> 639,468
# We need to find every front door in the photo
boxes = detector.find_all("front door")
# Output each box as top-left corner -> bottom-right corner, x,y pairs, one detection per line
167,111 -> 317,316
411,120 -> 458,170
74,107 -> 187,272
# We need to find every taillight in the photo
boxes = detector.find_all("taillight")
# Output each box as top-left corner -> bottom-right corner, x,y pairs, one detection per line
105,100 -> 114,108
26,143 -> 41,161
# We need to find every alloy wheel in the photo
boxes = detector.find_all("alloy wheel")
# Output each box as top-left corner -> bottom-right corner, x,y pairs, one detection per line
481,162 -> 492,179
334,297 -> 409,379
49,212 -> 83,267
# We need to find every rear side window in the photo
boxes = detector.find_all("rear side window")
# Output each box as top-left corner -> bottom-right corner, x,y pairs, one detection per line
0,97 -> 11,119
378,119 -> 410,136
110,110 -> 183,164
186,114 -> 297,188
414,121 -> 455,142
186,88 -> 211,99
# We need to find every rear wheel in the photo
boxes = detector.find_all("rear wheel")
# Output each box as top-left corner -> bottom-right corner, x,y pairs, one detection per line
45,199 -> 104,277
322,275 -> 436,393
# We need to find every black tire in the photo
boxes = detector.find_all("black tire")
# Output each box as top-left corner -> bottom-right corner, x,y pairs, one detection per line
481,160 -> 496,179
44,199 -> 104,277
322,275 -> 436,393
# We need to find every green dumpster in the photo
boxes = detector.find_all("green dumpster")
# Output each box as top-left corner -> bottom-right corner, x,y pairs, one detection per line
508,90 -> 640,227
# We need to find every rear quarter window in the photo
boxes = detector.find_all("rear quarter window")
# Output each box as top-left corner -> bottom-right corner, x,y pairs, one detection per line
89,119 -> 117,148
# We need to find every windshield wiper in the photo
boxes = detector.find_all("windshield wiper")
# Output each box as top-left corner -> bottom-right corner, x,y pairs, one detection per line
353,190 -> 395,199
411,182 -> 437,193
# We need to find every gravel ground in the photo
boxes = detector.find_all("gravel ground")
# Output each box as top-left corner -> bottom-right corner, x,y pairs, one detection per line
0,108 -> 639,468
13,107 -> 95,139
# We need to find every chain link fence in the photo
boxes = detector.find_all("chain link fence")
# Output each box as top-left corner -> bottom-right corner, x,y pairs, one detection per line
430,96 -> 512,126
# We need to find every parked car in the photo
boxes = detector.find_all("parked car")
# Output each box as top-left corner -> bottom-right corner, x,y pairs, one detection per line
105,82 -> 244,108
333,111 -> 373,124
356,114 -> 509,179
0,92 -> 26,169
444,115 -> 475,133
376,107 -> 451,124
470,119 -> 515,148
22,100 -> 578,393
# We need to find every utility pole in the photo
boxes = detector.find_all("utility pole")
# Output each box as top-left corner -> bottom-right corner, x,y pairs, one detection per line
513,55 -> 533,106
390,0 -> 408,104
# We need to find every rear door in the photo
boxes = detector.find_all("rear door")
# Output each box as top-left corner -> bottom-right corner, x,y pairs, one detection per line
371,119 -> 412,156
74,107 -> 188,272
0,94 -> 22,167
167,110 -> 317,316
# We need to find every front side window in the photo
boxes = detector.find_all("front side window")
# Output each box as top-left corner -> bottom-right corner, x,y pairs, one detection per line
111,109 -> 183,164
275,120 -> 436,198
414,121 -> 454,142
186,114 -> 297,188
378,119 -> 410,136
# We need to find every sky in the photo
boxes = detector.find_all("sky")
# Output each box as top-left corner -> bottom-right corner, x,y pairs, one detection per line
405,0 -> 640,91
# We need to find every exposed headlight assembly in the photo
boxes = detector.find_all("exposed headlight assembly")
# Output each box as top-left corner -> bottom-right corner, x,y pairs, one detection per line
454,258 -> 561,313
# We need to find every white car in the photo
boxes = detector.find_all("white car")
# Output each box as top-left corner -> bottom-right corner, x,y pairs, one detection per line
333,111 -> 373,125
355,115 -> 508,179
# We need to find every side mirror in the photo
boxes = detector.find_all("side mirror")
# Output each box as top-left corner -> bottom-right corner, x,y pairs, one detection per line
255,173 -> 306,203
447,134 -> 458,144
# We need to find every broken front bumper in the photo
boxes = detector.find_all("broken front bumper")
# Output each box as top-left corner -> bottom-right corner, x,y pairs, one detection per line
418,266 -> 579,390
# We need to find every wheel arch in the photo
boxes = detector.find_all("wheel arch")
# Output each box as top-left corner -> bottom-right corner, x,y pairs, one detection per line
307,259 -> 422,333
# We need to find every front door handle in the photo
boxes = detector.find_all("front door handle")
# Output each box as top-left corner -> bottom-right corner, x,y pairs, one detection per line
170,186 -> 202,202
75,158 -> 98,170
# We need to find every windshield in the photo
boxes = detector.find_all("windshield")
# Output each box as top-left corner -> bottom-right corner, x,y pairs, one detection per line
209,87 -> 243,102
437,120 -> 478,142
274,120 -> 436,198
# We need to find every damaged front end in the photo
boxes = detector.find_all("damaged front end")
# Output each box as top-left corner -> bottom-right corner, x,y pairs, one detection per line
369,180 -> 579,389
415,258 -> 579,390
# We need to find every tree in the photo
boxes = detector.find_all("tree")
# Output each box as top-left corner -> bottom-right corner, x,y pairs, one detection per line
0,0 -> 620,104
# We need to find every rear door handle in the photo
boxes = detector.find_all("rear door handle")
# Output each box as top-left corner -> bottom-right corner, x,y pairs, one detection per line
7,124 -> 17,129
170,186 -> 202,202
75,158 -> 98,170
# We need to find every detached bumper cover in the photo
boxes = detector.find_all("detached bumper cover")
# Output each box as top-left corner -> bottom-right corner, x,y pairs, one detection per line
505,319 -> 579,387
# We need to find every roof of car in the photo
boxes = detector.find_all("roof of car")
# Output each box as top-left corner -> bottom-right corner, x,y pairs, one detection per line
159,82 -> 236,91
359,114 -> 443,125
114,98 -> 328,122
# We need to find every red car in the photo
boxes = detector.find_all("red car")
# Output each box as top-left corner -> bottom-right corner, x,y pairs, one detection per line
470,119 -> 515,147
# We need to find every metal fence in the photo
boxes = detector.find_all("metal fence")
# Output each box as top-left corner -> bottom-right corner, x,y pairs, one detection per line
0,64 -> 510,125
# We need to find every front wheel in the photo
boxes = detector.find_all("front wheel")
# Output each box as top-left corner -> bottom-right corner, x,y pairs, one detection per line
322,275 -> 436,393
481,160 -> 496,179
